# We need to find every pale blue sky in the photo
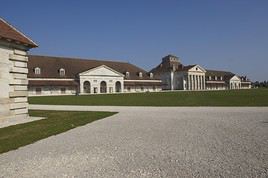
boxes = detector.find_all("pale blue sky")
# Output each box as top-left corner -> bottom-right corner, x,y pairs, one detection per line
1,0 -> 267,81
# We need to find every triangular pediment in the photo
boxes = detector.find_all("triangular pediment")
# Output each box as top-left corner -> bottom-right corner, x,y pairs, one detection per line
188,65 -> 206,73
79,65 -> 124,77
229,75 -> 241,81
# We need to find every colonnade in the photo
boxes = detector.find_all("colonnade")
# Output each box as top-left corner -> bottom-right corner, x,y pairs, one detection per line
186,75 -> 206,90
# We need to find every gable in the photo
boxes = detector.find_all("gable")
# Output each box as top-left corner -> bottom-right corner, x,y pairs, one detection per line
0,18 -> 37,48
229,75 -> 241,82
79,65 -> 124,77
188,65 -> 206,73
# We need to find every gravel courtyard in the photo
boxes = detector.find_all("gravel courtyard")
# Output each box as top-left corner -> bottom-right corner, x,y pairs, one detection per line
0,106 -> 267,177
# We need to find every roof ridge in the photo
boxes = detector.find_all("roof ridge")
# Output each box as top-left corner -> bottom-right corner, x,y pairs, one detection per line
0,17 -> 38,47
206,69 -> 232,73
28,54 -> 130,64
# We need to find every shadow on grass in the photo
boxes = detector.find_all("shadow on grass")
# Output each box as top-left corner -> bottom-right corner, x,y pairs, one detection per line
0,110 -> 117,154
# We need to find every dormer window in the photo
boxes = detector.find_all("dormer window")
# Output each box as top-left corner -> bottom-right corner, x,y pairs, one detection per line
220,76 -> 223,80
209,76 -> 212,80
34,67 -> 41,75
149,72 -> 153,78
125,71 -> 130,78
139,72 -> 143,78
215,76 -> 217,80
59,68 -> 65,76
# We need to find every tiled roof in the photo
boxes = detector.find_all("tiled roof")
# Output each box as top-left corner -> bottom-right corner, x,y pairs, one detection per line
180,65 -> 197,71
28,55 -> 157,80
124,81 -> 162,86
0,18 -> 37,48
205,69 -> 234,77
29,80 -> 79,86
205,69 -> 238,82
150,63 -> 197,73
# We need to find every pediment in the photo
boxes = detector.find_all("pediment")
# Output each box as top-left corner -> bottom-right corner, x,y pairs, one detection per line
229,75 -> 241,81
79,65 -> 124,77
188,65 -> 206,73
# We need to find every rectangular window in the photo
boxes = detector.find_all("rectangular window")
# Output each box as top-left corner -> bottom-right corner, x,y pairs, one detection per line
141,87 -> 144,91
60,88 -> 66,94
36,88 -> 42,95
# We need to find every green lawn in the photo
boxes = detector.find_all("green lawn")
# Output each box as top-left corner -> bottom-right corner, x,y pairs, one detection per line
29,89 -> 268,106
0,110 -> 116,154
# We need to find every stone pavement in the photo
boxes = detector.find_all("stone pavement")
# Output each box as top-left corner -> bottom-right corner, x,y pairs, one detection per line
0,106 -> 267,177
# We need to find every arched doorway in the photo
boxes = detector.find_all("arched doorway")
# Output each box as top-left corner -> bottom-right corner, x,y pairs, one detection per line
115,81 -> 121,92
100,81 -> 107,93
83,81 -> 91,93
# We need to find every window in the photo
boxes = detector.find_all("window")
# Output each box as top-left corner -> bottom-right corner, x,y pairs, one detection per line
215,76 -> 217,80
196,67 -> 198,71
125,71 -> 130,78
153,86 -> 156,91
220,76 -> 223,80
109,87 -> 113,93
36,88 -> 41,94
93,80 -> 97,83
141,86 -> 144,91
150,73 -> 153,78
209,76 -> 212,80
127,87 -> 131,91
139,72 -> 143,78
34,67 -> 41,75
59,68 -> 65,76
60,88 -> 66,94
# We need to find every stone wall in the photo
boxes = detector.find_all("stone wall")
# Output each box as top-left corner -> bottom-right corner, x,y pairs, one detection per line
0,46 -> 28,121
124,85 -> 162,93
28,86 -> 77,96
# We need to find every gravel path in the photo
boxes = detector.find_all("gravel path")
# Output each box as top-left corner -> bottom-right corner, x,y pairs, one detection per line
0,106 -> 268,177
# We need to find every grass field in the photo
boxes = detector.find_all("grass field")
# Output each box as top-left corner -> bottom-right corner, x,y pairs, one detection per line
29,89 -> 268,106
0,110 -> 116,154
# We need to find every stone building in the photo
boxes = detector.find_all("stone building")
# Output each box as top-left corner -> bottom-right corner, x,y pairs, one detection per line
150,55 -> 251,90
28,55 -> 162,96
0,18 -> 37,122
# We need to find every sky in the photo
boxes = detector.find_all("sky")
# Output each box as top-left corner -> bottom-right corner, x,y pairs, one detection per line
1,0 -> 268,81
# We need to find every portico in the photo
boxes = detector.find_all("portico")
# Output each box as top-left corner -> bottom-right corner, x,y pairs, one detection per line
79,65 -> 124,94
180,65 -> 206,91
186,74 -> 206,90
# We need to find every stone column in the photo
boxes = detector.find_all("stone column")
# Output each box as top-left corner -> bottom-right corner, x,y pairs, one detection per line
80,80 -> 84,94
187,75 -> 190,90
195,75 -> 197,90
170,71 -> 174,90
193,75 -> 196,90
189,75 -> 191,90
199,76 -> 201,90
197,75 -> 200,90
201,76 -> 204,90
200,76 -> 202,90
192,75 -> 194,90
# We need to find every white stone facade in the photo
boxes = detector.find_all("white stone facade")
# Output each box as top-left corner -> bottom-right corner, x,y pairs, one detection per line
79,65 -> 124,94
0,47 -> 29,121
28,85 -> 77,96
151,55 -> 251,91
156,65 -> 206,91
28,65 -> 162,96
